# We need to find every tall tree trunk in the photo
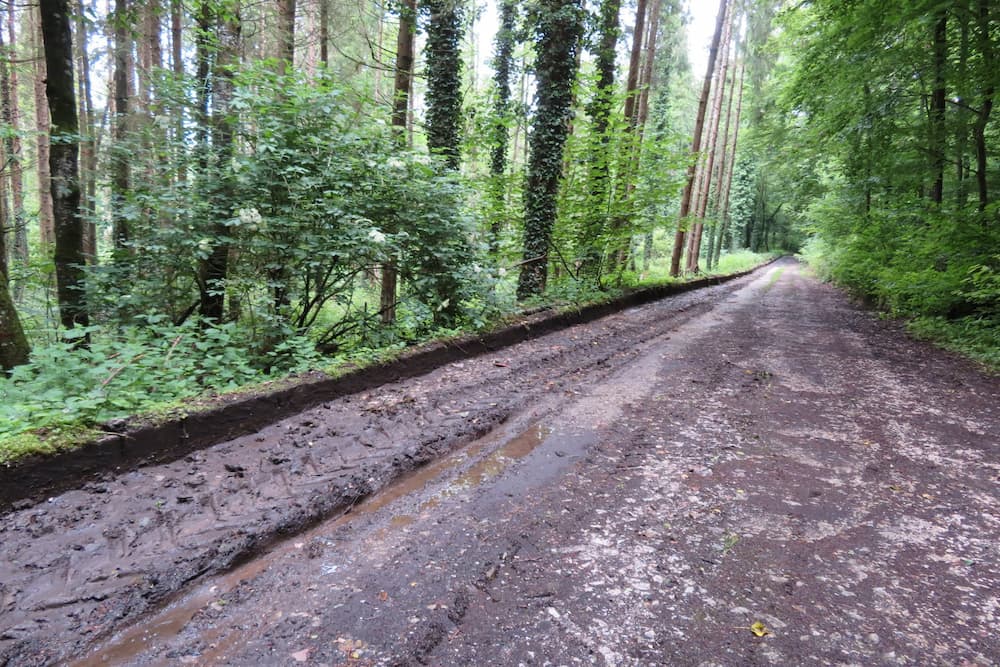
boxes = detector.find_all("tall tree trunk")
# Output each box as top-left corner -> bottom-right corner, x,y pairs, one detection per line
276,0 -> 296,68
5,6 -> 26,270
686,0 -> 731,273
715,58 -> 745,265
319,0 -> 329,65
74,0 -> 97,260
112,0 -> 131,248
621,0 -> 647,130
577,0 -> 621,277
380,0 -> 416,324
516,0 -> 584,298
39,0 -> 89,334
669,0 -> 727,276
488,0 -> 517,250
198,4 -> 240,322
973,0 -> 993,212
707,52 -> 737,271
171,0 -> 183,74
929,8 -> 947,205
32,8 -> 55,247
424,0 -> 464,170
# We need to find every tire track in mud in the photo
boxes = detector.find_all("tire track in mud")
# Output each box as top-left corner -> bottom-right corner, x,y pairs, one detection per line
0,268 -> 768,666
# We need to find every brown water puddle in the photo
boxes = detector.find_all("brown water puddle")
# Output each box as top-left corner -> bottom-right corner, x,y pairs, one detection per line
71,418 -> 554,666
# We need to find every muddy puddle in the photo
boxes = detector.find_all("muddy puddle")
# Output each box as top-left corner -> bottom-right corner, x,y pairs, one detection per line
71,417 -> 591,666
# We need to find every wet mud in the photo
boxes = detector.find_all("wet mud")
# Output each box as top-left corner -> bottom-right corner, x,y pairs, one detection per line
0,265 -> 767,666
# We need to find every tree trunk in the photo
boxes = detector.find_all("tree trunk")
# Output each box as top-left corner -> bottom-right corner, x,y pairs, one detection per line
4,7 -> 26,271
973,0 -> 993,212
319,0 -> 329,65
112,0 -> 131,248
929,9 -> 947,205
198,5 -> 240,322
669,0 -> 727,276
39,0 -> 89,334
715,59 -> 745,266
276,0 -> 296,68
424,0 -> 464,170
32,8 -> 55,246
488,0 -> 517,250
577,0 -> 621,277
516,0 -> 584,298
380,0 -> 416,324
686,0 -> 731,273
622,0 -> 647,130
74,0 -> 97,260
0,267 -> 30,371
707,50 -> 738,271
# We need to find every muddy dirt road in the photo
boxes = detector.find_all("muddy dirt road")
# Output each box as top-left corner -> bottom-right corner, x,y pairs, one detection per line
3,259 -> 999,666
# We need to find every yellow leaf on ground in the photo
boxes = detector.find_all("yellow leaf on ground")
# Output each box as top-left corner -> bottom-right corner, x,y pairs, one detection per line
750,621 -> 772,637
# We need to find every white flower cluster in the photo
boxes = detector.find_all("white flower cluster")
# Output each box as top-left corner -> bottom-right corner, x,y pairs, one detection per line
368,228 -> 387,244
237,207 -> 263,232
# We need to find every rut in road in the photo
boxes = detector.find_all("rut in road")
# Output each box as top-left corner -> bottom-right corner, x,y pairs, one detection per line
0,264 -> 763,665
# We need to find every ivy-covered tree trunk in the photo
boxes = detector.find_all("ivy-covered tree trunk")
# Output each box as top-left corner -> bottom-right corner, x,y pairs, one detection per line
488,0 -> 517,248
669,0 -> 727,276
2,10 -> 26,272
577,0 -> 621,279
424,0 -> 463,170
198,6 -> 240,322
39,0 -> 90,335
516,0 -> 583,298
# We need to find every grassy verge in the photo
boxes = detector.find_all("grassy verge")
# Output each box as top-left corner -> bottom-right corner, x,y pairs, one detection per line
1,252 -> 774,464
907,316 -> 1000,372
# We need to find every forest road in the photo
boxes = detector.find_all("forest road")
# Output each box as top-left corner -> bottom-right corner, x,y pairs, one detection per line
4,258 -> 1000,666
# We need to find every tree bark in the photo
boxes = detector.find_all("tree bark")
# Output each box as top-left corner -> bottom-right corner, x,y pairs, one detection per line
380,0 -> 416,324
4,6 -> 26,270
39,0 -> 89,334
112,0 -> 131,248
32,8 -> 55,246
276,0 -> 296,68
0,267 -> 30,371
74,0 -> 97,260
669,0 -> 727,276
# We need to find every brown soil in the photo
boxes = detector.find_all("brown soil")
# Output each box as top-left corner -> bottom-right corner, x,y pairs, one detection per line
3,259 -> 998,667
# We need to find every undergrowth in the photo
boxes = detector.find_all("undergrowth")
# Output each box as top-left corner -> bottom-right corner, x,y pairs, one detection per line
0,252 -> 774,462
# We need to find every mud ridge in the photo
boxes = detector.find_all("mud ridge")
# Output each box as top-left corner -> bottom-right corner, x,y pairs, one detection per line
0,261 -> 776,512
